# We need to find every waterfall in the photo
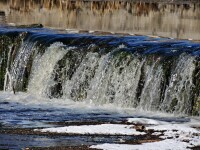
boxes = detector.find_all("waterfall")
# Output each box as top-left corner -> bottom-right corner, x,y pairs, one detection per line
2,32 -> 35,92
85,51 -> 145,107
138,58 -> 164,111
3,45 -> 12,91
0,29 -> 200,115
160,55 -> 196,114
28,43 -> 75,97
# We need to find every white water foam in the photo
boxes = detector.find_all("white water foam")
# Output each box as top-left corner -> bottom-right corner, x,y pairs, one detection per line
28,42 -> 75,97
0,91 -> 189,119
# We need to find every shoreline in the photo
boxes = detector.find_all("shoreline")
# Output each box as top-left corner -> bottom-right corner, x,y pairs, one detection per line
0,121 -> 199,150
1,1 -> 199,40
69,0 -> 200,4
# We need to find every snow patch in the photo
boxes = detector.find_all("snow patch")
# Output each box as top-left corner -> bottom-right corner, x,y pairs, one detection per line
90,118 -> 200,149
90,139 -> 189,150
147,123 -> 200,147
35,124 -> 146,135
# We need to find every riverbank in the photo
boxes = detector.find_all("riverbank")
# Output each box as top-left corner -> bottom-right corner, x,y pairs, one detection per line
0,0 -> 200,40
69,0 -> 200,4
0,119 -> 199,149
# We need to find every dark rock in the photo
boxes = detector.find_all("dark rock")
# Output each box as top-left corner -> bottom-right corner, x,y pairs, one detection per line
17,24 -> 43,28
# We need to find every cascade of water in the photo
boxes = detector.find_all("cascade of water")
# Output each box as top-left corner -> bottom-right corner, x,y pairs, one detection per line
0,30 -> 199,115
60,45 -> 145,107
63,52 -> 101,101
9,41 -> 35,91
3,45 -> 13,91
28,42 -> 75,97
160,54 -> 196,114
138,57 -> 164,111
26,41 -> 198,115
86,51 -> 145,107
2,32 -> 29,92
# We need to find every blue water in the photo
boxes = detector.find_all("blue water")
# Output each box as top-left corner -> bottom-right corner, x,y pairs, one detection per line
0,27 -> 200,57
0,92 -> 192,149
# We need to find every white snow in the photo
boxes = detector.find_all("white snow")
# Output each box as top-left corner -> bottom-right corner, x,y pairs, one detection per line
147,123 -> 198,134
35,124 -> 146,135
90,118 -> 200,150
146,123 -> 200,147
90,139 -> 189,150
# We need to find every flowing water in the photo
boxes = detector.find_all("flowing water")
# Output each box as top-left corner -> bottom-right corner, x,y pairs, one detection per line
0,26 -> 200,148
0,27 -> 200,114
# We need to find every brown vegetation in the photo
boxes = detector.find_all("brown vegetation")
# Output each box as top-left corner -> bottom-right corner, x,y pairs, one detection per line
2,0 -> 197,15
0,0 -> 199,40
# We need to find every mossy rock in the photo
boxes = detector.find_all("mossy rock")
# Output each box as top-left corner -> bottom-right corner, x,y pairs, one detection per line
192,97 -> 200,115
0,35 -> 12,90
17,24 -> 43,28
0,32 -> 28,91
112,50 -> 133,67
191,60 -> 200,116
170,98 -> 178,112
